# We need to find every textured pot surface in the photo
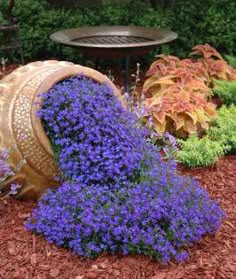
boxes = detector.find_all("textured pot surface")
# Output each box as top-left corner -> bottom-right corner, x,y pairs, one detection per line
0,60 -> 121,200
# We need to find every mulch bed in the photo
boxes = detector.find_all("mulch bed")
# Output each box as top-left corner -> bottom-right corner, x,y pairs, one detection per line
0,156 -> 235,279
0,64 -> 236,279
0,64 -> 19,80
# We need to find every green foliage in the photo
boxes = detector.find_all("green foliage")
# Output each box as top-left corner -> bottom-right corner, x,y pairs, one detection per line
0,1 -> 8,24
198,1 -> 236,55
0,0 -> 235,61
177,105 -> 236,168
208,105 -> 236,154
224,55 -> 236,68
213,80 -> 236,105
172,0 -> 236,57
177,135 -> 225,168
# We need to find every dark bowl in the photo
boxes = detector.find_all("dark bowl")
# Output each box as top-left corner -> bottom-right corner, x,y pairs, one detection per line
50,26 -> 178,58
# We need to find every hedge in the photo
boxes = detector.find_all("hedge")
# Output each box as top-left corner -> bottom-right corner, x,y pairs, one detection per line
0,0 -> 235,62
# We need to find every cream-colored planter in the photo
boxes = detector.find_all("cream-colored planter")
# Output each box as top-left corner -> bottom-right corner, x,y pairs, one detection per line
0,61 -> 121,200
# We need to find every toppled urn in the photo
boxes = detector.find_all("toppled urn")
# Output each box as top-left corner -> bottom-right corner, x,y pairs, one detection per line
0,60 -> 121,199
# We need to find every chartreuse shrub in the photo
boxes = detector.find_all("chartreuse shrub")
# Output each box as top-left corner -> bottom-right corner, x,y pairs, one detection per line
224,55 -> 236,68
208,105 -> 236,154
177,135 -> 224,168
26,76 -> 224,262
177,105 -> 236,167
213,79 -> 236,105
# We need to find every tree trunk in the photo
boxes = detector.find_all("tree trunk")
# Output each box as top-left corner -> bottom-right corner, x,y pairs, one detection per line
5,0 -> 15,23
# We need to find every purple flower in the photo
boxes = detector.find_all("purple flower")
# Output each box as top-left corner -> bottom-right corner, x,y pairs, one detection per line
175,251 -> 189,262
26,75 -> 224,262
9,183 -> 22,195
0,148 -> 15,182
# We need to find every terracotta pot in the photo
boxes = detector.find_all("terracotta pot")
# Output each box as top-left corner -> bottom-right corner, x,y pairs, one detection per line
0,60 -> 122,200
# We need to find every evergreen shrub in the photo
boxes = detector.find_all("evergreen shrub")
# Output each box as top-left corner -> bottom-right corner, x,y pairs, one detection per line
1,0 -> 235,61
208,105 -> 236,154
213,80 -> 236,106
177,105 -> 236,167
177,135 -> 225,168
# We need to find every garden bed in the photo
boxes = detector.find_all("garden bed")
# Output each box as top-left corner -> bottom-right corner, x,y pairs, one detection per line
0,61 -> 235,279
0,155 -> 235,279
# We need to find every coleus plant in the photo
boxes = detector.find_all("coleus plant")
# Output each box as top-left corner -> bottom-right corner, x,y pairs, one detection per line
143,72 -> 212,97
146,55 -> 205,74
142,44 -> 236,137
144,54 -> 211,90
190,44 -> 236,83
145,91 -> 217,138
144,44 -> 236,95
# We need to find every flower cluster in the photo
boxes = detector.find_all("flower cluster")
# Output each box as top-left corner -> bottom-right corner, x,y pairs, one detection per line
37,76 -> 150,188
0,148 -> 14,182
27,170 -> 223,262
0,147 -> 22,197
27,75 -> 224,262
146,129 -> 179,160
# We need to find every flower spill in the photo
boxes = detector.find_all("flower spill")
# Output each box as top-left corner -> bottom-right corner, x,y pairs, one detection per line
26,75 -> 224,262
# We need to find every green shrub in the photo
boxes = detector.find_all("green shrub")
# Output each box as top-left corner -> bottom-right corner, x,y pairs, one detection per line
197,0 -> 236,55
166,0 -> 236,57
208,105 -> 236,154
224,55 -> 236,68
177,135 -> 225,168
1,0 -> 235,61
177,106 -> 236,168
213,80 -> 236,106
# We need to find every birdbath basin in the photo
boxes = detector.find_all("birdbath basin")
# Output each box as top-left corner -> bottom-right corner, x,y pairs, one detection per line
50,26 -> 178,91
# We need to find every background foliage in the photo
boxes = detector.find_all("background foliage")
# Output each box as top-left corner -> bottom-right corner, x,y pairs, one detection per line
213,80 -> 236,106
0,0 -> 235,62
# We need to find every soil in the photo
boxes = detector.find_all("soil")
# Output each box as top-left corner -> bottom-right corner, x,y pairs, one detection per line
0,64 -> 20,80
0,64 -> 235,279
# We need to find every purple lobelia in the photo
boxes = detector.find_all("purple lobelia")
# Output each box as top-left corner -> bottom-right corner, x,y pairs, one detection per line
37,75 -> 152,188
26,75 -> 224,262
0,147 -> 22,196
0,148 -> 14,181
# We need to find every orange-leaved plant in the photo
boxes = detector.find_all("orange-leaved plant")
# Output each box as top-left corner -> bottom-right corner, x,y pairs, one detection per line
141,44 -> 236,137
190,44 -> 236,83
145,90 -> 217,138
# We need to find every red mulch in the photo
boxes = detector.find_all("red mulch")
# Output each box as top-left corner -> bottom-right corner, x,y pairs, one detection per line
0,64 -> 236,279
0,64 -> 20,80
0,156 -> 235,279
